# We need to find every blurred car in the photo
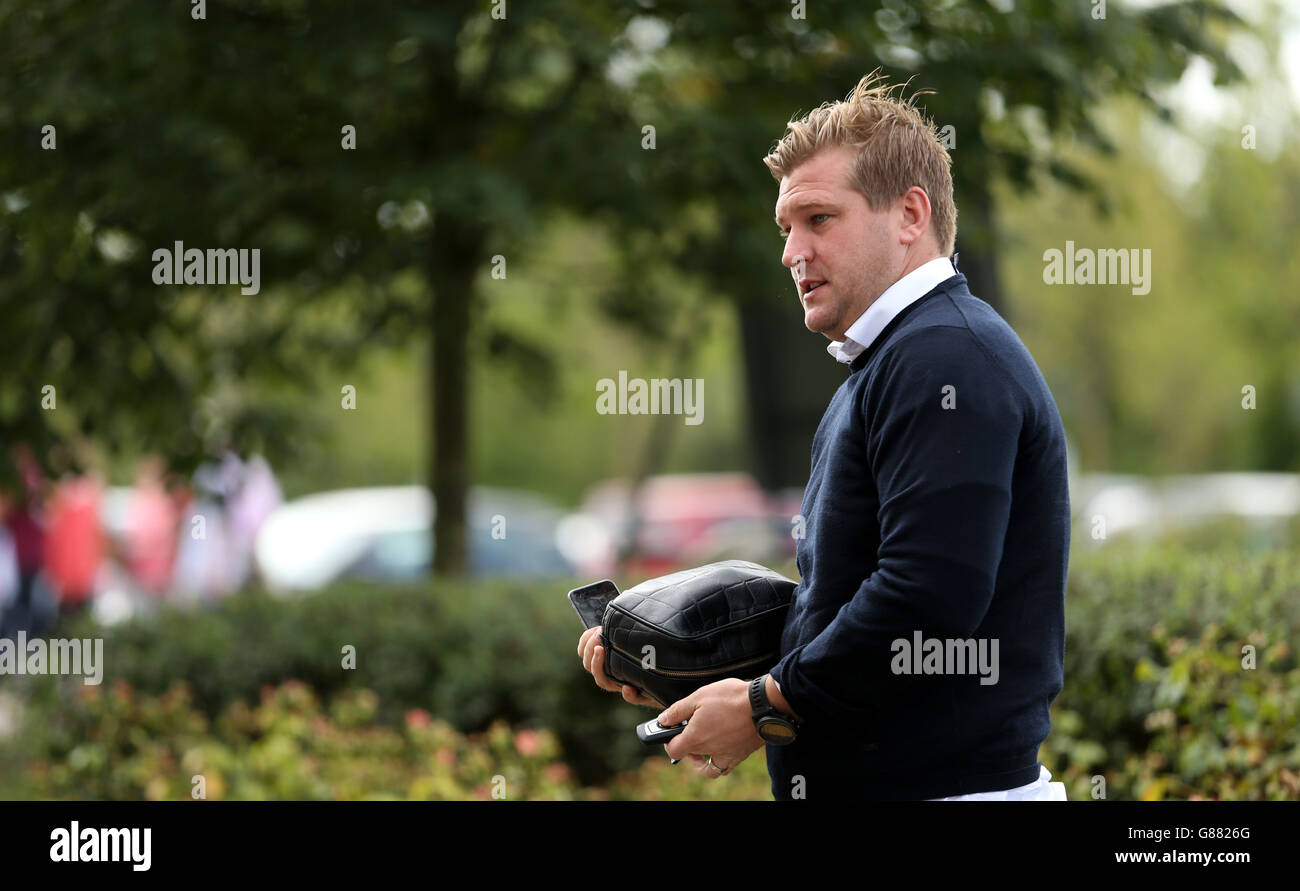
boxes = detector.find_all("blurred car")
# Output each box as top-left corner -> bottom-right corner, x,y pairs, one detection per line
579,473 -> 795,575
254,485 -> 577,592
1074,472 -> 1300,542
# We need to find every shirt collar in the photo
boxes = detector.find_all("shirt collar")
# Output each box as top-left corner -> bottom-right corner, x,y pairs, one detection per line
826,256 -> 958,365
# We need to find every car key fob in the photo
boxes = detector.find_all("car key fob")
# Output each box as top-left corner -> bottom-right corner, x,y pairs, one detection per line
636,717 -> 688,744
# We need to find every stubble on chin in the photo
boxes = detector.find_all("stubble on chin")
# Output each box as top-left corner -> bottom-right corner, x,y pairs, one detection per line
805,310 -> 843,341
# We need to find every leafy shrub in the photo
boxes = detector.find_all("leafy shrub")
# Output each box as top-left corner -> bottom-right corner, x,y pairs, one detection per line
6,540 -> 1298,800
14,577 -> 652,782
603,750 -> 772,801
11,679 -> 770,801
1045,543 -> 1300,800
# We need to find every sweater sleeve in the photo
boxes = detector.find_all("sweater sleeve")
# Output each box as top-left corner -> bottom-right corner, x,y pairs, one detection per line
768,325 -> 1023,728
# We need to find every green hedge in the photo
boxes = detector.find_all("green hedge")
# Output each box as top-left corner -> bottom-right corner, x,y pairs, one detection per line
1045,542 -> 1300,799
4,540 -> 1298,799
5,679 -> 773,801
8,576 -> 654,784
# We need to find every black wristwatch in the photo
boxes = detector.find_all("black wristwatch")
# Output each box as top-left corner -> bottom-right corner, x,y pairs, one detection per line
750,675 -> 798,745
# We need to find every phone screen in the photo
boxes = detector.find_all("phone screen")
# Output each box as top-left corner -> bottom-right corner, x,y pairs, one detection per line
567,580 -> 620,629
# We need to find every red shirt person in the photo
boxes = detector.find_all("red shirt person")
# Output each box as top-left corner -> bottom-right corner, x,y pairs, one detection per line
43,475 -> 105,608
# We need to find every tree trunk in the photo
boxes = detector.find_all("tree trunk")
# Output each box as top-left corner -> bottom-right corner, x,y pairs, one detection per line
954,184 -> 1004,318
735,289 -> 845,491
718,207 -> 845,492
430,223 -> 486,578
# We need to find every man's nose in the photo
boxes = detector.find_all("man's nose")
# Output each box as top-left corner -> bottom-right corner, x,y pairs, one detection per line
783,239 -> 811,273
783,244 -> 810,281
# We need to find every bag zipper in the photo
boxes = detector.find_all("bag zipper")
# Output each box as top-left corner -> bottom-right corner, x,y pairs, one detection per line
607,642 -> 778,678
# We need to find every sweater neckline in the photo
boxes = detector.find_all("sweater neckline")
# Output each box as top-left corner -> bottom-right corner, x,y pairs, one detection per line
848,275 -> 964,374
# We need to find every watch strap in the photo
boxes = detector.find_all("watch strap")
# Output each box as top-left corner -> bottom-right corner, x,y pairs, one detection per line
749,675 -> 768,716
751,674 -> 797,723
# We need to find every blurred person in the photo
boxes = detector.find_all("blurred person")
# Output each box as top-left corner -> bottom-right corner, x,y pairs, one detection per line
224,454 -> 283,591
43,471 -> 106,613
3,445 -> 49,632
125,454 -> 179,596
581,72 -> 1069,801
0,495 -> 20,633
169,455 -> 236,603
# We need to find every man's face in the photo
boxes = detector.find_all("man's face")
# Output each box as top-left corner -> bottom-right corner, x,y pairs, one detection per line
774,145 -> 906,342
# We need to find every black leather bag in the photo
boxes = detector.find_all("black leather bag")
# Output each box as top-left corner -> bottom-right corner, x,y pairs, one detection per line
600,560 -> 797,708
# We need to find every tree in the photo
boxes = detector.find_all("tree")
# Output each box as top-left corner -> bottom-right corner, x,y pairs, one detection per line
0,0 -> 665,575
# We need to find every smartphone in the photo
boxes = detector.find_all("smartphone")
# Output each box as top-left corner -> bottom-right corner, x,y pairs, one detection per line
567,579 -> 620,629
636,717 -> 688,744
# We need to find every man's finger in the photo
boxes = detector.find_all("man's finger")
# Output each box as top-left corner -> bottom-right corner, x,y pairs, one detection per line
629,687 -> 664,708
584,632 -> 605,678
592,644 -> 622,692
581,627 -> 602,668
657,694 -> 694,728
662,715 -> 701,760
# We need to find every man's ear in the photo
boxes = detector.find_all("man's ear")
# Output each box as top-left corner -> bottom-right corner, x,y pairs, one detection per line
898,186 -> 932,246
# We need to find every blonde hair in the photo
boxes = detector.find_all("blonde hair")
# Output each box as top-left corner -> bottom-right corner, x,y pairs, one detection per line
763,71 -> 956,256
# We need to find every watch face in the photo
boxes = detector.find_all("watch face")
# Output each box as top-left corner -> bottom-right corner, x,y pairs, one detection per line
758,718 -> 797,745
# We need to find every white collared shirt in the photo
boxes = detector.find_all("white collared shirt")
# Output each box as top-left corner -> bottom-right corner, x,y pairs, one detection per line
927,765 -> 1068,801
825,256 -> 957,366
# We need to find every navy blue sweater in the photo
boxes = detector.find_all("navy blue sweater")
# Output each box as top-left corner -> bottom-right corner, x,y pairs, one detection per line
767,273 -> 1070,800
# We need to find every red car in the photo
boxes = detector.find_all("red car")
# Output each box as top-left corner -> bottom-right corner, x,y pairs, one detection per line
580,473 -> 796,577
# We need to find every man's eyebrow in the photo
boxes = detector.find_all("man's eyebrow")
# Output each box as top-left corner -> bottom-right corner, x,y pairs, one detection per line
774,199 -> 837,228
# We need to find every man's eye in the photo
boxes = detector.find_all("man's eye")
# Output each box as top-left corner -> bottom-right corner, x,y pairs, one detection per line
811,214 -> 829,225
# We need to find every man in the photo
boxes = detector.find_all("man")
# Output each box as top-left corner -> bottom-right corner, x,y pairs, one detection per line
580,72 -> 1069,800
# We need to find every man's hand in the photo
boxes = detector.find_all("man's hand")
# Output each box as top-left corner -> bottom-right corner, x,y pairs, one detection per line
577,625 -> 662,708
659,678 -> 765,779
